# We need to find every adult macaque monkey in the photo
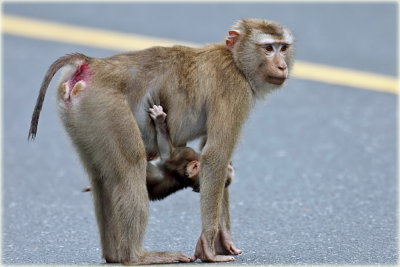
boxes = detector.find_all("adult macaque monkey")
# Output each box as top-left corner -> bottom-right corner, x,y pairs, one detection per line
29,18 -> 294,264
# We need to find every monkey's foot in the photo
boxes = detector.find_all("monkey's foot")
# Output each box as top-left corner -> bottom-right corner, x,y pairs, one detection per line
122,251 -> 192,265
215,229 -> 243,255
192,232 -> 235,262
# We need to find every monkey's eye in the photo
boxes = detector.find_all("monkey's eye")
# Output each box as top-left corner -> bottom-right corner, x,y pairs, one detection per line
281,44 -> 288,52
263,45 -> 274,52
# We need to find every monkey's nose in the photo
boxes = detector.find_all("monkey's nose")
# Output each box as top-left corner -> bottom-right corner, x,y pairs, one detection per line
278,64 -> 287,71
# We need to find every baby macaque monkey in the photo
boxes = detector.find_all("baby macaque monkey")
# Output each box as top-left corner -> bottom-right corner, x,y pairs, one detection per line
83,105 -> 234,201
146,105 -> 234,200
146,104 -> 201,200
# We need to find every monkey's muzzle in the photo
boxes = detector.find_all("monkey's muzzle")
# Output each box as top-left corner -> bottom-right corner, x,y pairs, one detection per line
267,76 -> 286,85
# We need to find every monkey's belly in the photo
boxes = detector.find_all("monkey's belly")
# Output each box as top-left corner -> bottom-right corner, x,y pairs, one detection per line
169,111 -> 207,145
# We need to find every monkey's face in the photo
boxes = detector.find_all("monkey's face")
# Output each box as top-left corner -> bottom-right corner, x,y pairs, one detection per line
258,43 -> 290,85
252,26 -> 294,87
229,19 -> 294,92
167,147 -> 200,178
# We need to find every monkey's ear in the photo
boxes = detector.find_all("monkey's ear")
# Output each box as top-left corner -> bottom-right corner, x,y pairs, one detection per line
226,30 -> 241,51
187,160 -> 200,179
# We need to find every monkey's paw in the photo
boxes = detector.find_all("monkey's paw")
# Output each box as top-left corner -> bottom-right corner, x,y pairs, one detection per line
192,232 -> 236,262
149,105 -> 167,121
122,251 -> 192,265
215,229 -> 243,255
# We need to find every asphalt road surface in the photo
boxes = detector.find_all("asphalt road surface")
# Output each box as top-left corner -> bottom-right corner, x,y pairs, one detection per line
3,2 -> 398,265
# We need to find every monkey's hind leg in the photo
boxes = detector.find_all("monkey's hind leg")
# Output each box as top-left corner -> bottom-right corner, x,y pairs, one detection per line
69,88 -> 190,265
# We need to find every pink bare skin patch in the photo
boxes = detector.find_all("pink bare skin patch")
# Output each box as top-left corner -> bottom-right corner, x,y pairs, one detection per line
68,63 -> 90,89
60,63 -> 91,104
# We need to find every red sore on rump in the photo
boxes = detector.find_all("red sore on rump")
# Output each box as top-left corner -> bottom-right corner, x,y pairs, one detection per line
68,63 -> 90,89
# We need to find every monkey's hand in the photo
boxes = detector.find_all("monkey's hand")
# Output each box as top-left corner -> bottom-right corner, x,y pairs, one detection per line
215,228 -> 243,255
149,105 -> 167,123
192,232 -> 235,262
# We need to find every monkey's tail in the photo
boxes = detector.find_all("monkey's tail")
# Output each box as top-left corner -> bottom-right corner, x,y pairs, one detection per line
28,53 -> 90,141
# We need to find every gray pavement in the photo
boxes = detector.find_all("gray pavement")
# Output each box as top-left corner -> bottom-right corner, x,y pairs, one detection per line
3,2 -> 398,265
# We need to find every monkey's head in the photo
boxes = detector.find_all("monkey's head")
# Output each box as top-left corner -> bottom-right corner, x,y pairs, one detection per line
226,18 -> 295,97
165,147 -> 201,180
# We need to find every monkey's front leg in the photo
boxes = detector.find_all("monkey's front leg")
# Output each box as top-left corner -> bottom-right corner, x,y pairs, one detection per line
197,141 -> 241,255
214,188 -> 243,255
193,150 -> 236,262
192,93 -> 250,262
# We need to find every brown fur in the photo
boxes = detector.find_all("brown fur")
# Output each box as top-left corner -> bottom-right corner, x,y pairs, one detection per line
29,19 -> 294,264
146,147 -> 200,200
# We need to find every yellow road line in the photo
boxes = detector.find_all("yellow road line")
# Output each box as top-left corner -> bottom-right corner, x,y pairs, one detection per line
292,62 -> 398,94
2,15 -> 399,94
2,15 -> 198,51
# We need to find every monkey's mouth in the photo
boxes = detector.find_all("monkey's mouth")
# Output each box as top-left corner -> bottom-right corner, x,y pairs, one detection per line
267,76 -> 286,85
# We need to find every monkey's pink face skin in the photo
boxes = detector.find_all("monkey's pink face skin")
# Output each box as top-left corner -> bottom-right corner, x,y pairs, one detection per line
263,58 -> 288,85
260,43 -> 289,85
258,59 -> 288,86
